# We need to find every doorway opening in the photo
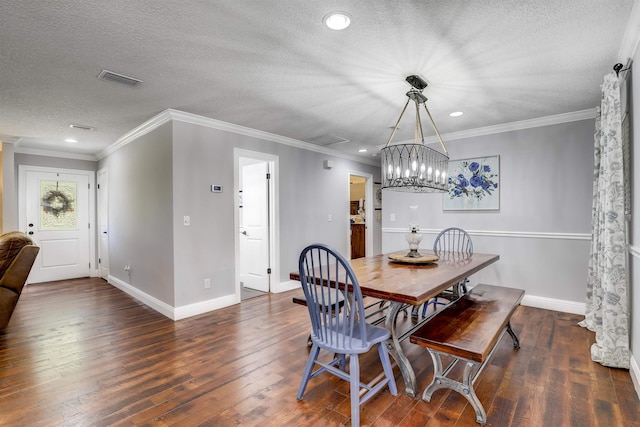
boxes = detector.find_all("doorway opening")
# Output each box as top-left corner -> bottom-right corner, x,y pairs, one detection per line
234,149 -> 279,302
348,171 -> 373,259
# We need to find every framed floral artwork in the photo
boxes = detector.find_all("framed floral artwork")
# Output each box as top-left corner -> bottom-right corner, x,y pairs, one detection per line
443,155 -> 500,210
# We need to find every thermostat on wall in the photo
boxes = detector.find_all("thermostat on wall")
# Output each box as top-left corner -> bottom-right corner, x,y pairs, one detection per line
211,185 -> 223,193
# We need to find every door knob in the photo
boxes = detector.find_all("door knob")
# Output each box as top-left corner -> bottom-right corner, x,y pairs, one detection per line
241,231 -> 248,236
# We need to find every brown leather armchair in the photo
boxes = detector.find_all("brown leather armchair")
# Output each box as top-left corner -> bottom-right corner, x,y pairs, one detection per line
0,231 -> 40,329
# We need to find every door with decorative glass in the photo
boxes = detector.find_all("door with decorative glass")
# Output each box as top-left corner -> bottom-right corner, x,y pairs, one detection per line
19,167 -> 93,283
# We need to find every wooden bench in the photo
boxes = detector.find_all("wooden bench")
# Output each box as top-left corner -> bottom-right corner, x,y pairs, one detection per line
409,284 -> 524,425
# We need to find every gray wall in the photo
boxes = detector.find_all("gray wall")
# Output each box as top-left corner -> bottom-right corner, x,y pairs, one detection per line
382,119 -> 594,304
99,122 -> 175,305
170,120 -> 381,306
96,117 -> 381,308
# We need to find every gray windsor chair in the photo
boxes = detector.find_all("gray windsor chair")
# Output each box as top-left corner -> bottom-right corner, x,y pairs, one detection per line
422,227 -> 473,316
296,243 -> 397,427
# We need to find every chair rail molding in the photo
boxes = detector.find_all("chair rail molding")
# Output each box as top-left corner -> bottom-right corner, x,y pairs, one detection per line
382,228 -> 591,241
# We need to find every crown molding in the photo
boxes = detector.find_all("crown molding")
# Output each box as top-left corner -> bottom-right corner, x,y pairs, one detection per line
97,108 -> 380,166
423,109 -> 596,144
618,0 -> 640,62
13,146 -> 97,161
96,110 -> 173,160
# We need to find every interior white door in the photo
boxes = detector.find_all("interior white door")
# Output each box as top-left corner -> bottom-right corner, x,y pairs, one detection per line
97,168 -> 109,280
23,169 -> 91,283
239,160 -> 270,292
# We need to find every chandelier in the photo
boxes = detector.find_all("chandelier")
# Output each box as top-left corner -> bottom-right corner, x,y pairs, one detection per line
381,75 -> 449,193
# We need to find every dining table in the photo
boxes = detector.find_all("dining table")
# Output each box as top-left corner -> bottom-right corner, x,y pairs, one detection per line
290,249 -> 499,397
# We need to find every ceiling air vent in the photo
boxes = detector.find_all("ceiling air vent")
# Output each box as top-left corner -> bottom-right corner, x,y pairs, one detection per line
69,124 -> 95,131
98,69 -> 143,87
306,134 -> 350,147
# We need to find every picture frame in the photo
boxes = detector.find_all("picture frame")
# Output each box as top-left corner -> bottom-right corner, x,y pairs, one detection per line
443,155 -> 500,211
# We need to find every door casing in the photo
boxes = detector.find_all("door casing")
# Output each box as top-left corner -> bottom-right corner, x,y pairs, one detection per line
234,149 -> 279,300
18,165 -> 96,283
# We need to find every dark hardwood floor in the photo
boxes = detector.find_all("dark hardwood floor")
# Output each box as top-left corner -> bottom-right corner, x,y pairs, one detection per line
1,278 -> 638,426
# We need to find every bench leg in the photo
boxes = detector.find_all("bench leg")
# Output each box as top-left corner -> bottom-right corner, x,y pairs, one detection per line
422,350 -> 487,425
506,321 -> 520,349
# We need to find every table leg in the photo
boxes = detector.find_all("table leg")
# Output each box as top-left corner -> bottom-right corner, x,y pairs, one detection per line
384,301 -> 418,397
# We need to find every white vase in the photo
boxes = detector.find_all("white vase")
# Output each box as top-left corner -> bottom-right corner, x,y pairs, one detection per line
463,196 -> 479,209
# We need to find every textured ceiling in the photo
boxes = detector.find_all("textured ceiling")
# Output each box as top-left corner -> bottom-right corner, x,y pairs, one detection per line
0,1 -> 636,160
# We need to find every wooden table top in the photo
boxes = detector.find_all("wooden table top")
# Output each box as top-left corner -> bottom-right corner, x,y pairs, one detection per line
290,250 -> 499,306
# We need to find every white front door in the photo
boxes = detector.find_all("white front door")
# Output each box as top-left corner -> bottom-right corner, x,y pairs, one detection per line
239,160 -> 270,292
20,167 -> 93,283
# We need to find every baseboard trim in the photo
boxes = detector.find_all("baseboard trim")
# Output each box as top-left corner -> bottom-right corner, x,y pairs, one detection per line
521,294 -> 585,315
173,294 -> 239,321
108,275 -> 175,319
631,354 -> 640,401
272,280 -> 301,293
108,275 -> 242,320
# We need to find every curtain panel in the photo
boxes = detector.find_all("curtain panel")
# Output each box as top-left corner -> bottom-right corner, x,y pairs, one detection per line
579,72 -> 630,369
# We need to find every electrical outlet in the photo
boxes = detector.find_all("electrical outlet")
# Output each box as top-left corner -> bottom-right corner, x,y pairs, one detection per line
204,278 -> 211,289
390,213 -> 396,221
184,216 -> 191,226
124,264 -> 131,271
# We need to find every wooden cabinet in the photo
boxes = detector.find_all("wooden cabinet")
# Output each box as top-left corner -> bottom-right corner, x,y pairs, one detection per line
351,224 -> 365,259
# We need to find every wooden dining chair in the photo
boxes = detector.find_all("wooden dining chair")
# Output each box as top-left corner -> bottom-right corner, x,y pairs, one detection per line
422,227 -> 473,316
296,243 -> 397,427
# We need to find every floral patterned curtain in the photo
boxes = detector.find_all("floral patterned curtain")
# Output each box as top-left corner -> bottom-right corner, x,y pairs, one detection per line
578,72 -> 630,369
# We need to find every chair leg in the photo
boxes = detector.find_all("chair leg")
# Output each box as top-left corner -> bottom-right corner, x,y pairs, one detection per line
377,342 -> 398,395
297,343 -> 320,399
349,354 -> 360,427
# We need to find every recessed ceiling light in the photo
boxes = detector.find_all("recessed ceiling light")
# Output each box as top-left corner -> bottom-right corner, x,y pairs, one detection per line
323,11 -> 352,30
64,138 -> 78,143
449,111 -> 464,117
358,148 -> 367,153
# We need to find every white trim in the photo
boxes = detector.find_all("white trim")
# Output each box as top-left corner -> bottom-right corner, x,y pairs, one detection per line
109,274 -> 240,320
382,227 -> 591,241
174,294 -> 239,320
97,108 -> 380,166
96,110 -> 173,160
13,146 -> 98,161
108,275 -> 175,319
18,165 -> 97,281
618,0 -> 640,62
272,280 -> 301,293
99,108 -> 596,167
629,244 -> 640,258
631,354 -> 640,402
348,170 -> 374,257
521,294 -> 585,315
234,149 -> 280,299
380,109 -> 596,148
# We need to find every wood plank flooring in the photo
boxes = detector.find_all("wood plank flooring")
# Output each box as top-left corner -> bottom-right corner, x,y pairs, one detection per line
1,278 -> 638,426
